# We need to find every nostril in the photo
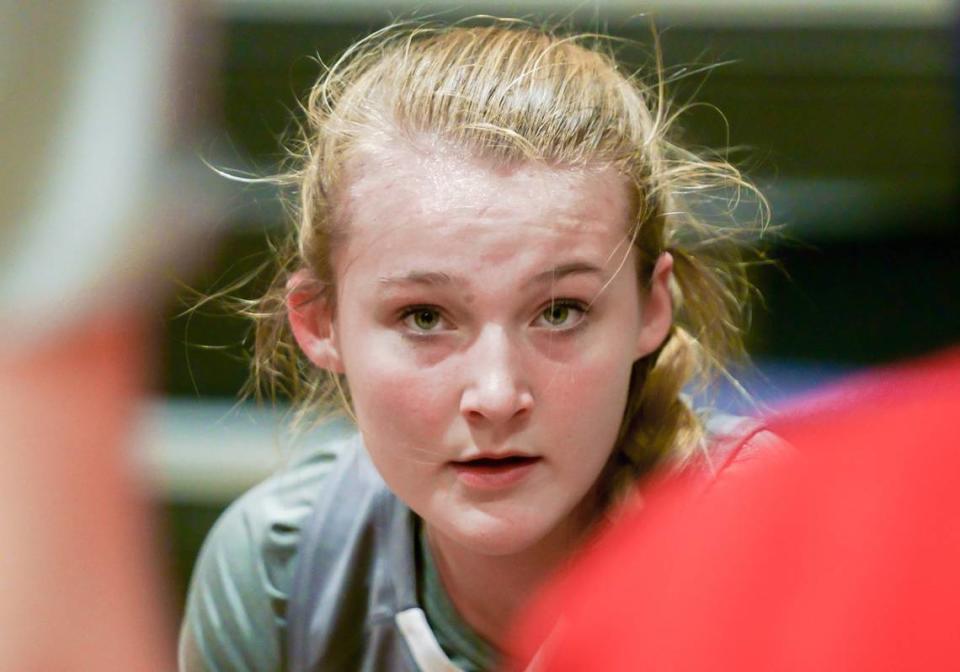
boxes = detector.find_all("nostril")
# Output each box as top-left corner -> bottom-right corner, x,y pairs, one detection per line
463,404 -> 531,424
516,391 -> 535,415
459,383 -> 534,422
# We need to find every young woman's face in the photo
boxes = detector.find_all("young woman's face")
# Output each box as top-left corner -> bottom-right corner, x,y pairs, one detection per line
301,142 -> 671,557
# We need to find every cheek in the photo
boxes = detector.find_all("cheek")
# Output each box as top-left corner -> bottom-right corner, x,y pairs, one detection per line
537,348 -> 634,445
356,372 -> 450,429
343,341 -> 454,440
346,359 -> 457,479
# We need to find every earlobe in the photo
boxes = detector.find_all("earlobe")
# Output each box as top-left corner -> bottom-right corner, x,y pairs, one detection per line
286,269 -> 344,373
634,252 -> 675,360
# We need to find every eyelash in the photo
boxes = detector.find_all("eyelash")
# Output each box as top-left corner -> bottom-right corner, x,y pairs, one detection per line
535,298 -> 590,331
399,304 -> 449,334
397,299 -> 590,335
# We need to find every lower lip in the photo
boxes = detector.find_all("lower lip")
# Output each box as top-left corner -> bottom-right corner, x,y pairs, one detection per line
451,458 -> 541,490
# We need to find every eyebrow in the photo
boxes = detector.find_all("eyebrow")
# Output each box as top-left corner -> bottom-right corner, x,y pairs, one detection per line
531,262 -> 606,284
377,271 -> 463,287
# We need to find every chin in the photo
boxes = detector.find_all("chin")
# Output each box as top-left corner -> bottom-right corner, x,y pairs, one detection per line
431,505 -> 562,557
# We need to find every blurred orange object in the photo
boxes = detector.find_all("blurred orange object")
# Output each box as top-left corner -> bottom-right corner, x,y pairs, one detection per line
1,1 -> 214,669
0,310 -> 173,671
511,347 -> 960,671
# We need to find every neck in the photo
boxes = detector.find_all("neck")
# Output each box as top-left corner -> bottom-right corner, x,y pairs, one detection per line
424,498 -> 599,651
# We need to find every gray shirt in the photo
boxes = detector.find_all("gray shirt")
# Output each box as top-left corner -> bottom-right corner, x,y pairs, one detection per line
179,414 -> 785,672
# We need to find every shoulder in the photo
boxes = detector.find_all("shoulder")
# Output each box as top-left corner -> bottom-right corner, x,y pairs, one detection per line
696,412 -> 793,483
179,418 -> 359,672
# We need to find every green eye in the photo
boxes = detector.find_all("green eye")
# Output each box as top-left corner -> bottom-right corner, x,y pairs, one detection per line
414,309 -> 439,329
538,300 -> 587,330
542,304 -> 571,326
405,307 -> 442,331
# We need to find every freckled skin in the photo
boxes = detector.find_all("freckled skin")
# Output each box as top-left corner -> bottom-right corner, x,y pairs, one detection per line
324,143 -> 668,561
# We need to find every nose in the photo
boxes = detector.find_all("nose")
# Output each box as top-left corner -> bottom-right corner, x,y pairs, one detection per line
459,325 -> 534,425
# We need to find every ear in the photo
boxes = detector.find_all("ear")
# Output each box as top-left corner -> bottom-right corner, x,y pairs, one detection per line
634,252 -> 674,360
286,269 -> 344,373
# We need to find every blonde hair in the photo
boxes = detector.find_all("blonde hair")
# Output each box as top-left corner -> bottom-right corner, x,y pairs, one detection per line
241,19 -> 768,505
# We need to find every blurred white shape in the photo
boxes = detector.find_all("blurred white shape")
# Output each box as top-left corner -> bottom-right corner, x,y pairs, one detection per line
135,399 -> 290,503
134,399 -> 355,503
0,0 -> 176,341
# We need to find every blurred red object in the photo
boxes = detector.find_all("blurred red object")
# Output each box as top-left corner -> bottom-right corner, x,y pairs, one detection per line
511,347 -> 960,672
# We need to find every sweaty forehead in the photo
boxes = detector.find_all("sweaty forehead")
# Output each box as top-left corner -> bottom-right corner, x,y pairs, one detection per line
339,139 -> 632,237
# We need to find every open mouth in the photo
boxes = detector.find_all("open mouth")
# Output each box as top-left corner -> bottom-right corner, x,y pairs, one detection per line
451,455 -> 541,489
456,455 -> 540,469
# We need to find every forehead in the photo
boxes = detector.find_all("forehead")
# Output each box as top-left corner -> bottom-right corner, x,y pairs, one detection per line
335,140 -> 633,276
